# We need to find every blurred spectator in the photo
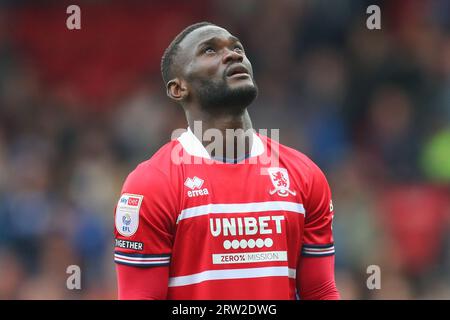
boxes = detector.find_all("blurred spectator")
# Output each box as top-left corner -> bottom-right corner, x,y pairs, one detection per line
378,185 -> 449,278
421,127 -> 450,183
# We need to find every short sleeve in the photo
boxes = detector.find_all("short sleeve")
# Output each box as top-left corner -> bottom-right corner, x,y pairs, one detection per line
301,162 -> 335,257
114,163 -> 178,267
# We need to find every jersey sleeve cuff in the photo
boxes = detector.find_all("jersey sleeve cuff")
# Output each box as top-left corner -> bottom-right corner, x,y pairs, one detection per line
301,243 -> 335,257
114,251 -> 171,267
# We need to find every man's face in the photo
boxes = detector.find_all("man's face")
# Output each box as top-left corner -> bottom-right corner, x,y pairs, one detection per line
176,25 -> 258,110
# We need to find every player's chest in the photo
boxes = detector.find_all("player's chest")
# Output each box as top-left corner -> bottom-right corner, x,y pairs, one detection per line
175,164 -> 305,252
179,164 -> 302,205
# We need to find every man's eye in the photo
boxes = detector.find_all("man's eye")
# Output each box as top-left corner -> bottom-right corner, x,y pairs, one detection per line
234,46 -> 244,53
204,47 -> 215,54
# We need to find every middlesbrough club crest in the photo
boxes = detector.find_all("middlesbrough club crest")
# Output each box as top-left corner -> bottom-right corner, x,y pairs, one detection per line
268,167 -> 296,197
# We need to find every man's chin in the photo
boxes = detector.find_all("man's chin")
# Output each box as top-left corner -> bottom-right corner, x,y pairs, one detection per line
196,78 -> 258,110
227,77 -> 257,94
226,75 -> 255,88
226,84 -> 258,108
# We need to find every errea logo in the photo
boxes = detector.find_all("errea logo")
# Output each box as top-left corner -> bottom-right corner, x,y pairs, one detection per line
184,176 -> 209,198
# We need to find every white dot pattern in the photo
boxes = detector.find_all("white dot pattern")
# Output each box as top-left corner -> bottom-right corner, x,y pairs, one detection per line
223,238 -> 274,249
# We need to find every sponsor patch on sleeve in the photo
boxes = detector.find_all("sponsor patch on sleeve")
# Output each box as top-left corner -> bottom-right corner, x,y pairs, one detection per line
115,193 -> 143,237
115,239 -> 144,251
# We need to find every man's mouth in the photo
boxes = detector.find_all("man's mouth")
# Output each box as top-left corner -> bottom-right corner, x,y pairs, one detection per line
226,64 -> 250,78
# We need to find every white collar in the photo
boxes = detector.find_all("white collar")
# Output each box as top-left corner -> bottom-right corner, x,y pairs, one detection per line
177,127 -> 264,160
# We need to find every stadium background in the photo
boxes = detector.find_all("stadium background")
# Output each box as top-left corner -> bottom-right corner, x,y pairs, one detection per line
0,0 -> 449,299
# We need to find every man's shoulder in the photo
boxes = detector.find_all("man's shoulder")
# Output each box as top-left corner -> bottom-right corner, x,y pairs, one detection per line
261,135 -> 331,196
260,134 -> 320,174
123,139 -> 180,190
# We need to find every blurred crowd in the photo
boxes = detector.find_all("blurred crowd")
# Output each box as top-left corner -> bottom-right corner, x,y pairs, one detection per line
0,0 -> 449,299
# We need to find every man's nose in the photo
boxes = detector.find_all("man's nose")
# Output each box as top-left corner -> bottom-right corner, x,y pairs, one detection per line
222,48 -> 244,64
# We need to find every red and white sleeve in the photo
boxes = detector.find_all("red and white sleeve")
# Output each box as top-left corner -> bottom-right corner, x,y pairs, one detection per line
297,161 -> 339,300
114,163 -> 178,299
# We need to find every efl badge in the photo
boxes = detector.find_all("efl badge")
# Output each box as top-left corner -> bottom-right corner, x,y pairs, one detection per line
268,167 -> 296,197
115,193 -> 143,237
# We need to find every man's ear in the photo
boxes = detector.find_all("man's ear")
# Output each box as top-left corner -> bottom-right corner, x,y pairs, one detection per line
167,78 -> 188,102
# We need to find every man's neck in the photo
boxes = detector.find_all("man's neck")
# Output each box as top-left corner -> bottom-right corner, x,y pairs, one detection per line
186,108 -> 254,161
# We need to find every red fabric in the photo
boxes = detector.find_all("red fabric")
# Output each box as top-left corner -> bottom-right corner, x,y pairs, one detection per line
297,255 -> 340,300
117,264 -> 169,300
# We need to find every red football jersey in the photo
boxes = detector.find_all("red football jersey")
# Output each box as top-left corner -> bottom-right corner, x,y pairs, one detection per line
114,128 -> 335,299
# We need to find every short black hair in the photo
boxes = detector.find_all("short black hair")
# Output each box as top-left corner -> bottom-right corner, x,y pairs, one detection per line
161,22 -> 215,85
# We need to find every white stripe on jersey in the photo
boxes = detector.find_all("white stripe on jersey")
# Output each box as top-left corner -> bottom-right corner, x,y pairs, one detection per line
302,244 -> 335,256
168,266 -> 296,287
302,249 -> 335,255
114,254 -> 171,262
302,247 -> 335,252
114,257 -> 170,266
177,201 -> 305,223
